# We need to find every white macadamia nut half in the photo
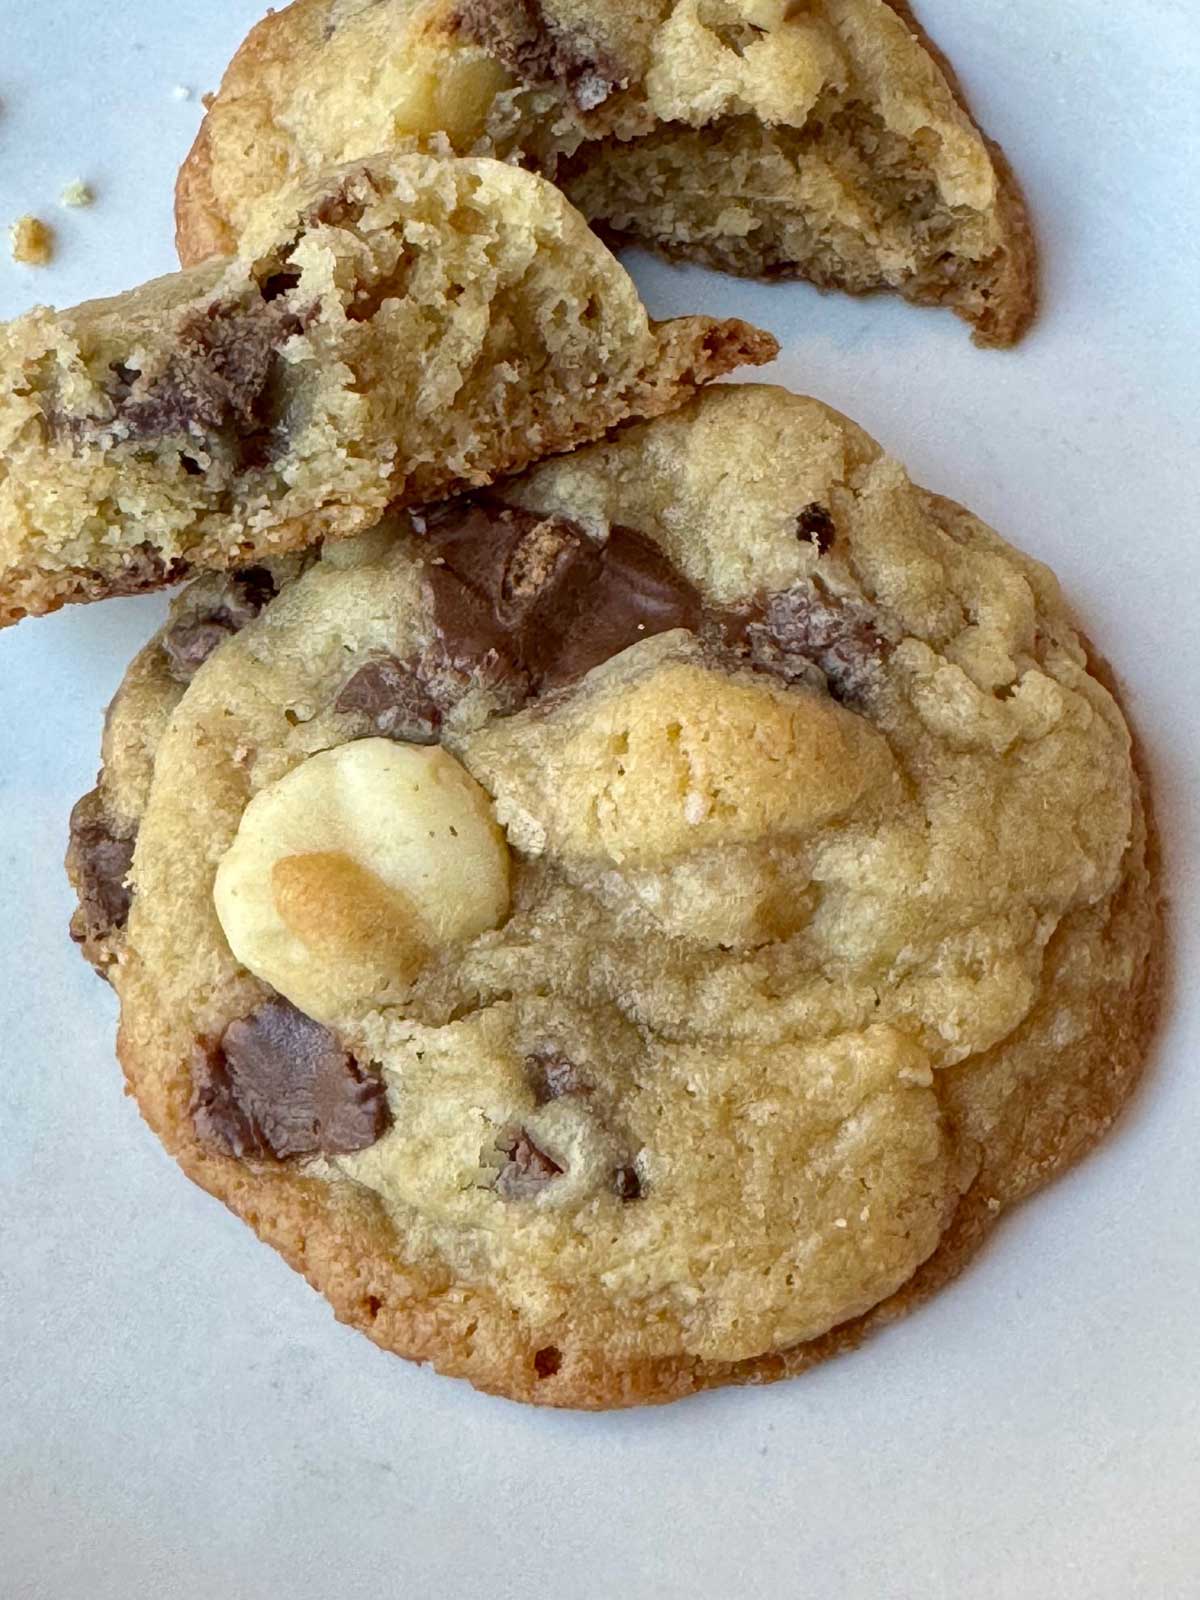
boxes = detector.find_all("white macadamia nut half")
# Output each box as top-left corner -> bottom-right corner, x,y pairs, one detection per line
214,738 -> 510,1022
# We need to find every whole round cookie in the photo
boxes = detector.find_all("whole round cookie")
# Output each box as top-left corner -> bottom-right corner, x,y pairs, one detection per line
177,0 -> 1035,345
100,384 -> 1158,1407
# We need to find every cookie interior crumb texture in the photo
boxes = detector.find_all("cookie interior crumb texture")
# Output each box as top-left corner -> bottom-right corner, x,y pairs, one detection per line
10,215 -> 54,266
0,151 -> 774,627
75,385 -> 1161,1409
175,0 -> 1036,344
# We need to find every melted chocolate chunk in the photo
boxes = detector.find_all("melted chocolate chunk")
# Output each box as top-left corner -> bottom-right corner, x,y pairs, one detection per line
67,796 -> 135,940
526,1049 -> 592,1104
162,618 -> 235,681
115,304 -> 274,440
371,495 -> 885,733
493,1127 -> 564,1199
336,655 -> 443,743
550,524 -> 703,683
421,497 -> 703,703
190,998 -> 391,1160
796,502 -> 836,554
161,566 -> 280,683
727,579 -> 889,704
456,0 -> 624,111
81,292 -> 308,458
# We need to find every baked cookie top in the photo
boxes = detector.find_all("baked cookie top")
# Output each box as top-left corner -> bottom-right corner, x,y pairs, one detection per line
93,385 -> 1157,1406
178,0 -> 1035,344
0,152 -> 772,626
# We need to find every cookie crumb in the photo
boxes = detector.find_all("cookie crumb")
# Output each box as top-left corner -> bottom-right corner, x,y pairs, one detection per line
171,84 -> 192,101
10,215 -> 54,266
60,180 -> 94,209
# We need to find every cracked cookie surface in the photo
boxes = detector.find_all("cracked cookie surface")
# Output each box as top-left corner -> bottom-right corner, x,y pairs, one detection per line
87,385 -> 1158,1406
0,152 -> 773,626
177,0 -> 1035,344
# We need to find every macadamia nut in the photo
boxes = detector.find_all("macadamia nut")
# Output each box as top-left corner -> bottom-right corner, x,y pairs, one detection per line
214,738 -> 510,1022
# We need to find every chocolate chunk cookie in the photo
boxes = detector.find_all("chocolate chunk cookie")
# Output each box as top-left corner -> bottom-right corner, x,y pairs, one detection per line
0,152 -> 774,626
177,0 -> 1035,345
80,385 -> 1159,1407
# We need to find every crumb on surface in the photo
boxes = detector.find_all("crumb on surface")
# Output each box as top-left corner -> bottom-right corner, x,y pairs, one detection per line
171,84 -> 192,101
60,180 -> 94,209
10,215 -> 54,266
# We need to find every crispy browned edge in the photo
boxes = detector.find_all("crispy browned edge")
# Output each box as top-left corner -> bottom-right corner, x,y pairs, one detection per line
104,541 -> 1163,1410
176,1 -> 323,267
878,0 -> 1038,347
175,0 -> 1037,344
1,316 -> 775,627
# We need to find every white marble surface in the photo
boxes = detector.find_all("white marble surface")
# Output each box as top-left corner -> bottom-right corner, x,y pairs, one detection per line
1,4 -> 1197,1596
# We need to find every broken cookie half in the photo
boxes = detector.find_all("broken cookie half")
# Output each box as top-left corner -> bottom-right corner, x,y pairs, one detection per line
0,151 -> 774,625
177,0 -> 1035,344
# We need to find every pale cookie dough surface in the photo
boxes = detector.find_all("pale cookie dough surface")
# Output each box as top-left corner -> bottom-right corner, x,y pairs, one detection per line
177,0 -> 1035,344
0,151 -> 773,627
88,385 -> 1158,1407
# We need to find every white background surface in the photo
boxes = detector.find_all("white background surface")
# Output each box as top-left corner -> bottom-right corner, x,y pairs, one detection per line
1,3 -> 1197,1595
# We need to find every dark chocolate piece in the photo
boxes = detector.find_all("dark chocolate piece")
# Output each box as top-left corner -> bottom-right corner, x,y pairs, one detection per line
745,580 -> 888,703
336,655 -> 443,743
546,523 -> 702,684
191,997 -> 391,1160
67,796 -> 135,939
116,303 -> 279,440
421,497 -> 702,699
161,566 -> 280,682
375,495 -> 887,732
455,0 -> 624,112
493,1127 -> 564,1199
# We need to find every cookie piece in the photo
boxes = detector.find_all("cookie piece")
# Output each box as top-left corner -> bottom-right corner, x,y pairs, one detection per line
177,0 -> 1035,345
66,554 -> 315,976
86,384 -> 1158,1406
0,153 -> 774,626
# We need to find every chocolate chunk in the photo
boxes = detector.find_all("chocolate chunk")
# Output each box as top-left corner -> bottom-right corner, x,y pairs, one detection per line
336,655 -> 443,743
613,1165 -> 642,1201
90,291 -> 307,455
420,496 -> 703,703
116,304 -> 276,441
526,1049 -> 591,1104
190,997 -> 391,1160
425,498 -> 602,690
795,502 -> 836,554
728,579 -> 888,704
493,1127 -> 564,1199
546,524 -> 703,685
162,617 -> 237,681
456,0 -> 624,112
411,494 -> 884,722
161,566 -> 280,683
67,795 -> 135,940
